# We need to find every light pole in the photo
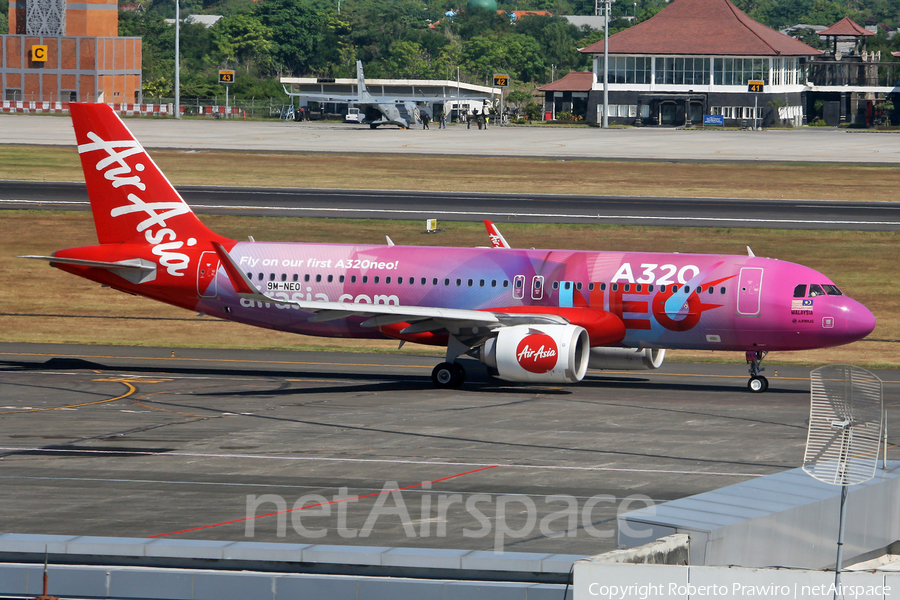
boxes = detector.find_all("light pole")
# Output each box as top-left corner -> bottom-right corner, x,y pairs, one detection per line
174,0 -> 180,119
633,2 -> 636,18
602,0 -> 613,128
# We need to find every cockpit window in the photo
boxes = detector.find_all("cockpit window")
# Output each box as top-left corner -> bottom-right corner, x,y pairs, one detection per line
808,284 -> 826,297
793,285 -> 807,298
822,284 -> 843,296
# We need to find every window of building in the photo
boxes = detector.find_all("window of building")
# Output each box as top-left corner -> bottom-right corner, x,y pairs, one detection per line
605,56 -> 651,84
660,57 -> 710,85
713,57 -> 768,86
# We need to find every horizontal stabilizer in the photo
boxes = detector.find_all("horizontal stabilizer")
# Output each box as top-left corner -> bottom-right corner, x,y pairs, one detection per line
21,255 -> 157,284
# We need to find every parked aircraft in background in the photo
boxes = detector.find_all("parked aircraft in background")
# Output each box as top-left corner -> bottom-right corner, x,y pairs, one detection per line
283,61 -> 492,129
24,104 -> 876,392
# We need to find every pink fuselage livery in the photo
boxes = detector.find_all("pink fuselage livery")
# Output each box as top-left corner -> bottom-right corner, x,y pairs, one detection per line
55,240 -> 874,354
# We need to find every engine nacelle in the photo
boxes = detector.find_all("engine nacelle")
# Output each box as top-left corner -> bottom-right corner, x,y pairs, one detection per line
588,347 -> 666,370
479,324 -> 589,383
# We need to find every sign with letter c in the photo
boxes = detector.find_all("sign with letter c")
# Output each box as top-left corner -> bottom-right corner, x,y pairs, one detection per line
31,45 -> 48,62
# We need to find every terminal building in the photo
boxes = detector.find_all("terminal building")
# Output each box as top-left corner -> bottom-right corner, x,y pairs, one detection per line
543,0 -> 900,127
2,0 -> 141,104
569,0 -> 820,127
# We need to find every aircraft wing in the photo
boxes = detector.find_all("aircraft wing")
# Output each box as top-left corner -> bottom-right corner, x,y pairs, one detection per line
213,243 -> 568,333
283,85 -> 490,104
282,87 -> 360,103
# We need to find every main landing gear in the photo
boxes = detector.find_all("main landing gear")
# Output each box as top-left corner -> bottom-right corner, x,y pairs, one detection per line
746,350 -> 769,393
432,335 -> 470,389
432,362 -> 466,388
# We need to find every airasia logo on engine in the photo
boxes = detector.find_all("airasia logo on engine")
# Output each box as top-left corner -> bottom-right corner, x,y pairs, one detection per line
516,333 -> 558,374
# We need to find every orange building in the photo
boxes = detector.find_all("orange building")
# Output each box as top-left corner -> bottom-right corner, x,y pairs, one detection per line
2,0 -> 141,103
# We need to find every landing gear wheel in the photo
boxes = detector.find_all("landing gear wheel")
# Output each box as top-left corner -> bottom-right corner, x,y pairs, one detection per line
748,376 -> 768,393
432,362 -> 465,389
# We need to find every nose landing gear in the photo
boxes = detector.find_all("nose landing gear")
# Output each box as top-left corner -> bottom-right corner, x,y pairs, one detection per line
746,350 -> 769,393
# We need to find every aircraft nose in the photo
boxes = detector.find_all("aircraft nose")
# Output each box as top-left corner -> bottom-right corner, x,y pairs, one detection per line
841,299 -> 876,342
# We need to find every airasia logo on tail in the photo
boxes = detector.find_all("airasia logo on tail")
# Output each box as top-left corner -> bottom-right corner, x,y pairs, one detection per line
516,331 -> 558,374
78,132 -> 195,277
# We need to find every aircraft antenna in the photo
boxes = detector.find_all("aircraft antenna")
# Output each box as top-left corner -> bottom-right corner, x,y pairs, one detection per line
802,365 -> 883,600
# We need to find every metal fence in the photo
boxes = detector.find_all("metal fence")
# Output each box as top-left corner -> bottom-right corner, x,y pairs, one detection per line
142,97 -> 286,117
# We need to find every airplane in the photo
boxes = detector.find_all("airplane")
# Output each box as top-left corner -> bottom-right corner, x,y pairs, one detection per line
283,61 -> 493,129
23,104 -> 876,393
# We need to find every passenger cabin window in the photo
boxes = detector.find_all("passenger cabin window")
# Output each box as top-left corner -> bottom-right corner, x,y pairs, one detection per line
531,276 -> 544,300
513,275 -> 525,300
793,285 -> 807,298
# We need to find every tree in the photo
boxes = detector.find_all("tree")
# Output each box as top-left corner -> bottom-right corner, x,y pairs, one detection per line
212,14 -> 275,74
254,0 -> 329,75
463,33 -> 546,82
385,40 -> 434,77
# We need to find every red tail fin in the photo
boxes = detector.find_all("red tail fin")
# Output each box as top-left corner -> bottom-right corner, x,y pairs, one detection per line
71,103 -> 220,246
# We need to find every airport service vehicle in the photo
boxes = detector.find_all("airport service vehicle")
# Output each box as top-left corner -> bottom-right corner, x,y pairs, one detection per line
344,108 -> 364,123
24,104 -> 876,392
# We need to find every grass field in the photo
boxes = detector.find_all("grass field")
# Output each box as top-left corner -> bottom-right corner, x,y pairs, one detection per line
2,211 -> 896,369
3,144 -> 900,202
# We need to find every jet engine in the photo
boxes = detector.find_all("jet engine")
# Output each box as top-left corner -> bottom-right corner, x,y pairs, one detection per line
588,347 -> 666,370
478,324 -> 589,383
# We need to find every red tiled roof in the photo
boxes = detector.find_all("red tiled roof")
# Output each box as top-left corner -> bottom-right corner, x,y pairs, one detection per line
579,0 -> 822,56
819,17 -> 874,37
537,71 -> 594,91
